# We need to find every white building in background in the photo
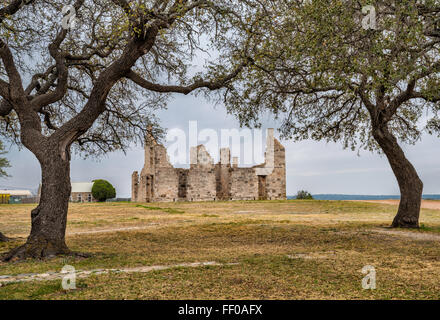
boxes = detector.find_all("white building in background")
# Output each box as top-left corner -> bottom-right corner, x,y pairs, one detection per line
0,189 -> 33,204
0,189 -> 33,197
70,182 -> 96,203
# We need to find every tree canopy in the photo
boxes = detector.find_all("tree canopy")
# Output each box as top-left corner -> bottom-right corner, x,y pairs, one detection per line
0,0 -> 264,260
92,179 -> 116,201
0,139 -> 10,177
296,190 -> 313,200
225,0 -> 440,227
228,0 -> 440,149
0,0 -> 259,156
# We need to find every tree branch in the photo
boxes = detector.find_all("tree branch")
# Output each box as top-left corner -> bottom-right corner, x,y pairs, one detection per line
0,0 -> 36,23
126,60 -> 250,95
30,0 -> 85,110
0,39 -> 25,101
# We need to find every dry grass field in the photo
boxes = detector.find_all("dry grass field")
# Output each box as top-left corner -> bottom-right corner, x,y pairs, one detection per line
0,200 -> 440,300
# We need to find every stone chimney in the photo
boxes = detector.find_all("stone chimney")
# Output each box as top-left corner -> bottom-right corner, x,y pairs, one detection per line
232,157 -> 239,168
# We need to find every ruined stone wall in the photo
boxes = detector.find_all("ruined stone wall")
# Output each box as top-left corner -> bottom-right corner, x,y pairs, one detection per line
186,145 -> 217,201
152,145 -> 179,202
266,139 -> 287,200
132,142 -> 155,202
215,165 -> 231,200
132,129 -> 287,203
153,168 -> 179,201
176,169 -> 189,200
215,148 -> 231,201
142,146 -> 155,175
187,168 -> 217,201
230,168 -> 259,200
131,171 -> 139,202
137,174 -> 148,202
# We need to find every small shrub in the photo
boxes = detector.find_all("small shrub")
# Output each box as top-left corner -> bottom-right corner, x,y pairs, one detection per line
92,179 -> 116,202
296,190 -> 314,200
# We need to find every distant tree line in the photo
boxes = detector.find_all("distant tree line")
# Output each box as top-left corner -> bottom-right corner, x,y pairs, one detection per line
296,190 -> 314,200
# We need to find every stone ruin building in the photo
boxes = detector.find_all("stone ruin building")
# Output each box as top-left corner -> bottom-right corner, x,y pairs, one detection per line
131,129 -> 286,202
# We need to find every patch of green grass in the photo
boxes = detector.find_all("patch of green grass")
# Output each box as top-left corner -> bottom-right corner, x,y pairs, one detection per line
108,201 -> 132,204
0,280 -> 90,300
69,221 -> 90,226
135,205 -> 184,214
419,224 -> 440,233
0,282 -> 61,300
28,283 -> 63,299
121,217 -> 140,221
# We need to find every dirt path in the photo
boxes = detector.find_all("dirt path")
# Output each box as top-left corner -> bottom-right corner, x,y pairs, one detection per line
371,228 -> 440,241
0,261 -> 238,286
350,199 -> 440,210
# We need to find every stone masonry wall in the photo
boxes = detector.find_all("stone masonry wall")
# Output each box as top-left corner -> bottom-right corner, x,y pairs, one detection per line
131,129 -> 286,203
152,145 -> 179,202
176,169 -> 189,199
187,168 -> 217,201
266,139 -> 287,200
71,192 -> 97,203
153,168 -> 179,201
215,148 -> 231,201
230,168 -> 259,200
186,145 -> 217,201
131,171 -> 139,202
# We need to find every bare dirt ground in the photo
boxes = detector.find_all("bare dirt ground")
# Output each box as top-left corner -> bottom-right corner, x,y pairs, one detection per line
371,228 -> 440,241
0,261 -> 238,286
350,199 -> 440,210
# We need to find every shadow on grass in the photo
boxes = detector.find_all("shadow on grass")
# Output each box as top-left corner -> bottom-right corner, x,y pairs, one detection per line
135,204 -> 184,214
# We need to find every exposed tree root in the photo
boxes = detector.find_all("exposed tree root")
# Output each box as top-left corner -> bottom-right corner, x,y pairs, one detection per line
0,232 -> 8,242
2,238 -> 71,262
391,215 -> 420,229
69,251 -> 91,259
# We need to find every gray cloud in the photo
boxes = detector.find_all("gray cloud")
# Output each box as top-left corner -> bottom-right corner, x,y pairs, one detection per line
2,94 -> 439,198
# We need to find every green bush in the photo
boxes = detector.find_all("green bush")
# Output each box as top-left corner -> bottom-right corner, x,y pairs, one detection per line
92,179 -> 116,202
296,190 -> 314,200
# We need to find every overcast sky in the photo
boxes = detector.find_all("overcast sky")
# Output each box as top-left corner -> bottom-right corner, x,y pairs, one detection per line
2,92 -> 439,198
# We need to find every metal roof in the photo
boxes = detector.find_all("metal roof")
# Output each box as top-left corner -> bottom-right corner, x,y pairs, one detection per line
0,189 -> 33,197
71,182 -> 94,193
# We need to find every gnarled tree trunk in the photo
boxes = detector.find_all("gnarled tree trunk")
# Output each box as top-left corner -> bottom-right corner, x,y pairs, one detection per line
373,125 -> 423,228
3,149 -> 72,261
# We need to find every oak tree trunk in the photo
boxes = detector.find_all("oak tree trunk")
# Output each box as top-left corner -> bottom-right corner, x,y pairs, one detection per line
3,151 -> 72,261
373,126 -> 423,228
0,231 -> 8,242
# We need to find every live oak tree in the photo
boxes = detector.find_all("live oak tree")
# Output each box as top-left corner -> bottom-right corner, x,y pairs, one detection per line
92,179 -> 116,202
0,0 -> 256,260
0,139 -> 10,242
226,0 -> 440,228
